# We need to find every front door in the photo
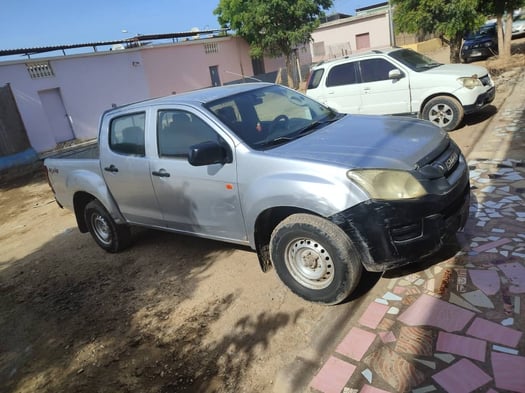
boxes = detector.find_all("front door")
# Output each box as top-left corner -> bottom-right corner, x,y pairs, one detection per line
38,88 -> 75,143
150,108 -> 246,242
209,66 -> 221,87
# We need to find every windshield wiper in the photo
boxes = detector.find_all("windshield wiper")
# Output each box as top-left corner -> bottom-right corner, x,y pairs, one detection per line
420,62 -> 442,70
295,114 -> 343,137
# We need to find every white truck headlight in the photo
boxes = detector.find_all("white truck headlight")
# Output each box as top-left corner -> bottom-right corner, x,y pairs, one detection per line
347,169 -> 427,200
458,76 -> 482,89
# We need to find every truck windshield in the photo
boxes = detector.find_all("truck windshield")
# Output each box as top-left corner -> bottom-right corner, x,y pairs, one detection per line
388,48 -> 442,72
206,85 -> 338,150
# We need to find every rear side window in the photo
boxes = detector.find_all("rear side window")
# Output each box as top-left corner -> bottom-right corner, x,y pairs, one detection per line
359,58 -> 396,83
307,68 -> 324,89
109,112 -> 146,156
326,61 -> 358,87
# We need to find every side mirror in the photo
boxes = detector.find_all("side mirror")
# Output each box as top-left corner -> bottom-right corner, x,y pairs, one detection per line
188,141 -> 232,166
389,69 -> 404,80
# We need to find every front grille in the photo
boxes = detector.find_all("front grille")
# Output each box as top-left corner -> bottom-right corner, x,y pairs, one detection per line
418,142 -> 460,179
480,75 -> 491,86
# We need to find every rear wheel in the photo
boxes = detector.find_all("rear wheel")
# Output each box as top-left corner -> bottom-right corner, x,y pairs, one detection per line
269,214 -> 363,305
84,200 -> 131,252
422,96 -> 464,132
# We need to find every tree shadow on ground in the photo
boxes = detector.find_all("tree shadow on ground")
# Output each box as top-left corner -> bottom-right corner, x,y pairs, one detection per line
0,224 -> 301,393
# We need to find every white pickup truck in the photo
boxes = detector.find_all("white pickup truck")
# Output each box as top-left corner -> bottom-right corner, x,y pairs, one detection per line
44,83 -> 470,304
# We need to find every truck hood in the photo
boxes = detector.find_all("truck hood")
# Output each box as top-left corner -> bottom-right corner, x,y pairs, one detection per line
269,114 -> 448,170
424,63 -> 489,77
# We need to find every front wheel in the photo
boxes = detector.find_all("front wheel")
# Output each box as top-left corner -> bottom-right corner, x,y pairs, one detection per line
84,200 -> 131,253
422,96 -> 464,132
269,214 -> 363,305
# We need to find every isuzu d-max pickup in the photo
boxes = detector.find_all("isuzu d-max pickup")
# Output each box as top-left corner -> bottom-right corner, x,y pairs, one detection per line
44,83 -> 470,304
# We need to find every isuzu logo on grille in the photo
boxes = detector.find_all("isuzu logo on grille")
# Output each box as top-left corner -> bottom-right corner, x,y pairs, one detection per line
445,151 -> 458,171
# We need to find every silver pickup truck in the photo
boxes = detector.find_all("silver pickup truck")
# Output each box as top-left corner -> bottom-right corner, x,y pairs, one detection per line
44,82 -> 470,304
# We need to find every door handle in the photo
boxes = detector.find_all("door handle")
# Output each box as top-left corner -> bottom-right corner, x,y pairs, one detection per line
104,164 -> 119,173
152,170 -> 170,178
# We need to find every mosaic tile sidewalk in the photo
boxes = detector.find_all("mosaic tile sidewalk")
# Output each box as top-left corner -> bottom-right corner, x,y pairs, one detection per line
308,90 -> 525,392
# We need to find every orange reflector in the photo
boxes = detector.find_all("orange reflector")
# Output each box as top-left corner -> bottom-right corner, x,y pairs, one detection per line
226,183 -> 233,190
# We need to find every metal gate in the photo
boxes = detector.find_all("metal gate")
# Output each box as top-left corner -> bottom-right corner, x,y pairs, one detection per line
0,83 -> 31,156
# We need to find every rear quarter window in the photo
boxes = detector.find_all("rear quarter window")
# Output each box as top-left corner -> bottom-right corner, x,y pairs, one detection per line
307,68 -> 324,89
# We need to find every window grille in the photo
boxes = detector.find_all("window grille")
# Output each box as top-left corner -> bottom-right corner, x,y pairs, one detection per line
313,42 -> 325,57
204,43 -> 219,54
26,62 -> 54,79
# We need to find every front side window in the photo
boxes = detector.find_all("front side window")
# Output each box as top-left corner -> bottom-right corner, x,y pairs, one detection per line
359,58 -> 397,83
326,61 -> 358,87
157,110 -> 220,158
109,112 -> 145,156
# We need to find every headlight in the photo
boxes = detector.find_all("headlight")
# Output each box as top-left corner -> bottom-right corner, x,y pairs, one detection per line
463,45 -> 469,50
347,169 -> 427,200
458,76 -> 482,89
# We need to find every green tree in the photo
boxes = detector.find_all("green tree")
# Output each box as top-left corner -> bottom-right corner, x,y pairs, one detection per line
392,0 -> 485,63
214,0 -> 332,87
482,0 -> 525,60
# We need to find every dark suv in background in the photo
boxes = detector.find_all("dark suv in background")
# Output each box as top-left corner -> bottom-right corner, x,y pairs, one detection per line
461,23 -> 498,63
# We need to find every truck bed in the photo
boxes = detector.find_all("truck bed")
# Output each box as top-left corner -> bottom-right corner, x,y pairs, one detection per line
46,140 -> 99,159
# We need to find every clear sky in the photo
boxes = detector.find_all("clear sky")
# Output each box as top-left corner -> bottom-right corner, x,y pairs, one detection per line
0,0 -> 378,50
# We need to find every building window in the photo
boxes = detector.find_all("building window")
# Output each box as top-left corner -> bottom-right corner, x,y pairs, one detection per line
26,62 -> 55,79
204,42 -> 219,54
313,42 -> 325,57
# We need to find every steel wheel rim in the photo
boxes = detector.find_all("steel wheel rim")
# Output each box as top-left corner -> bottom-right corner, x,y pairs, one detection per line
91,213 -> 112,246
428,103 -> 454,127
285,237 -> 334,290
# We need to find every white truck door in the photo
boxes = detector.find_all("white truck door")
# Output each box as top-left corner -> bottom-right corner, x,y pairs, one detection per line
322,60 -> 362,114
150,108 -> 247,242
99,111 -> 165,226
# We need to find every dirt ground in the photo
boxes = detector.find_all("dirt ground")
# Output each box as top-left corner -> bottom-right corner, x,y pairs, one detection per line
1,40 -> 524,393
0,174 -> 329,393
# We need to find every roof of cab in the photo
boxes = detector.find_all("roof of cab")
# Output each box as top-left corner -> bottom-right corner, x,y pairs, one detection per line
107,82 -> 273,114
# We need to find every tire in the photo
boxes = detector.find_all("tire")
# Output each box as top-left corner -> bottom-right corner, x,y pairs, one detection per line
84,200 -> 132,253
269,214 -> 363,305
422,96 -> 464,132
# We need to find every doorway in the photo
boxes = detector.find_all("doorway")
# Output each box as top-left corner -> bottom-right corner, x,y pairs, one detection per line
38,88 -> 74,143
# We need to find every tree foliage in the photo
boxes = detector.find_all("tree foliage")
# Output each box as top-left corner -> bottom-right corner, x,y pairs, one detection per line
392,0 -> 485,63
214,0 -> 332,87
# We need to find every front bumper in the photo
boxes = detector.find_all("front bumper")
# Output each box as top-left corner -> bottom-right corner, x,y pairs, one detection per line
461,47 -> 496,61
330,172 -> 470,272
463,86 -> 496,114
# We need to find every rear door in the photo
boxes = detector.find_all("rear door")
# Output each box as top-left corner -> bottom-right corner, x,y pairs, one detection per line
99,111 -> 164,226
149,107 -> 247,242
321,61 -> 361,113
357,58 -> 411,115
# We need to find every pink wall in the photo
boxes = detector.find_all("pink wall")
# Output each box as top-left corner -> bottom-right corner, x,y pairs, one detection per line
0,35 -> 310,153
141,36 -> 254,96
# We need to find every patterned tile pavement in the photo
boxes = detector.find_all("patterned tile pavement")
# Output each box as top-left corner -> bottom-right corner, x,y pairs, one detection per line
307,71 -> 525,393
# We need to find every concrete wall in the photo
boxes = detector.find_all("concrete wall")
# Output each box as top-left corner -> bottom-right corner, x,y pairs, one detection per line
0,50 -> 150,152
0,36 -> 283,153
141,36 -> 256,97
310,12 -> 391,62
